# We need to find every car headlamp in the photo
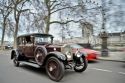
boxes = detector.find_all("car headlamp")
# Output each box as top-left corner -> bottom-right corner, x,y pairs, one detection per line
66,51 -> 72,60
76,52 -> 82,57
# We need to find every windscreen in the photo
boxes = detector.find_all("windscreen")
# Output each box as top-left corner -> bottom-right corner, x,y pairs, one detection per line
35,36 -> 52,44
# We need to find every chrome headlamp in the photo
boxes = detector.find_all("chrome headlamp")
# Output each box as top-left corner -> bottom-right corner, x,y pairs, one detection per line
65,51 -> 72,60
75,51 -> 82,58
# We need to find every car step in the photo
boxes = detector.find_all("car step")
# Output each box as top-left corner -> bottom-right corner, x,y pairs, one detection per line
20,61 -> 40,68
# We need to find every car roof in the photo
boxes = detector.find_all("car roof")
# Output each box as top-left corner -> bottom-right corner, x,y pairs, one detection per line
17,33 -> 53,38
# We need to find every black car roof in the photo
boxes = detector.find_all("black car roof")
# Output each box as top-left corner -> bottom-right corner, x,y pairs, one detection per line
17,33 -> 53,38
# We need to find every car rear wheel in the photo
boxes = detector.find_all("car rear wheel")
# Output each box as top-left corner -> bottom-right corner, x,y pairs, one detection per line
74,57 -> 87,72
46,57 -> 65,82
13,53 -> 20,67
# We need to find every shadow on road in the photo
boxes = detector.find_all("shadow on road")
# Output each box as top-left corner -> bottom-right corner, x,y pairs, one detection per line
120,64 -> 125,69
18,63 -> 86,82
65,70 -> 76,76
19,63 -> 47,77
88,60 -> 100,64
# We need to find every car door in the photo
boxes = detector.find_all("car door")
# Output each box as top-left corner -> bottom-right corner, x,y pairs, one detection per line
24,44 -> 34,58
24,36 -> 34,58
17,37 -> 25,53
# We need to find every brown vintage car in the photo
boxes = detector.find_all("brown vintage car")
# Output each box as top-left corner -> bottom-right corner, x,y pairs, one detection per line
11,33 -> 88,81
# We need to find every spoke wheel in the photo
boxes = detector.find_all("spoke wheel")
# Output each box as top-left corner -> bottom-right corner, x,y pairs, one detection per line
46,57 -> 64,82
74,57 -> 88,72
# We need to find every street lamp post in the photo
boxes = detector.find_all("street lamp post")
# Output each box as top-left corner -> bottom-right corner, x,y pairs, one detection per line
100,31 -> 108,56
100,0 -> 109,57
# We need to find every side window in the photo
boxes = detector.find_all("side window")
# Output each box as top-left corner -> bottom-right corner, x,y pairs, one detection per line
22,37 -> 26,45
25,36 -> 32,44
17,37 -> 22,45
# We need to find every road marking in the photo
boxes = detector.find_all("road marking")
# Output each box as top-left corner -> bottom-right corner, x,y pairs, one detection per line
118,72 -> 125,75
91,68 -> 113,72
90,68 -> 125,75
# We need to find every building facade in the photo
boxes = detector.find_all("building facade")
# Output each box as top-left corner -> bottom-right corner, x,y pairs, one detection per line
62,31 -> 125,46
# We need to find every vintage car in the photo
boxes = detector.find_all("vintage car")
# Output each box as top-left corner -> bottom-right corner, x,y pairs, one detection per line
11,33 -> 88,81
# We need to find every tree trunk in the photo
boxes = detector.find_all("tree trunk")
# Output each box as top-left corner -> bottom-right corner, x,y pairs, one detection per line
45,14 -> 50,34
82,27 -> 84,37
1,19 -> 6,50
13,20 -> 19,49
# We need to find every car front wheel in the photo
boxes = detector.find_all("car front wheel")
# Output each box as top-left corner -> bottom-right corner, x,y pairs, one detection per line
74,57 -> 88,72
46,57 -> 65,82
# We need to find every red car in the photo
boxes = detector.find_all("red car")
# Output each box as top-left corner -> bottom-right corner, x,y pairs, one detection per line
64,44 -> 100,61
82,48 -> 99,61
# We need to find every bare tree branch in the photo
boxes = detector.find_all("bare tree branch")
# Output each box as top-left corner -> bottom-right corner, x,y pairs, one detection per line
50,20 -> 81,24
50,2 -> 61,10
85,6 -> 102,11
50,0 -> 57,7
51,5 -> 79,14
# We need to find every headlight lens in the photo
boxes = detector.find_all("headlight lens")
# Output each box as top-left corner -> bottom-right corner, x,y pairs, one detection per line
75,51 -> 87,57
76,52 -> 82,57
66,51 -> 72,60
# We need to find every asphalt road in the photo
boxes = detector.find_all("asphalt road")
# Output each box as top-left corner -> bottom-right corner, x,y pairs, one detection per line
0,50 -> 125,83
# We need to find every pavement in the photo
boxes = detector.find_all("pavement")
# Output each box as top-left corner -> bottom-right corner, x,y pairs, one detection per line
98,51 -> 125,62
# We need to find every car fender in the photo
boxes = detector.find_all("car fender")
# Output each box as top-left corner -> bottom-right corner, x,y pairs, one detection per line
11,49 -> 23,60
34,46 -> 47,56
43,51 -> 67,66
48,51 -> 67,61
11,49 -> 19,59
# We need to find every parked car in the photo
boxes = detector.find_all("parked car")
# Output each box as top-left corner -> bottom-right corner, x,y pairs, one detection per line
11,33 -> 88,82
5,44 -> 13,49
0,41 -> 13,49
63,44 -> 99,61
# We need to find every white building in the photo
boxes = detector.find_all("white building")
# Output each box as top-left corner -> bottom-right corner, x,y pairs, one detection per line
108,31 -> 125,45
62,31 -> 125,46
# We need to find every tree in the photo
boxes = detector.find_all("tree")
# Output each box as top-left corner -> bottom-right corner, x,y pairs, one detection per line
6,18 -> 15,38
0,0 -> 12,50
11,0 -> 30,48
32,0 -> 83,34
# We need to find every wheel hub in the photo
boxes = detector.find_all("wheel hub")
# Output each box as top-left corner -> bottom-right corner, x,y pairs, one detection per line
49,65 -> 56,72
35,52 -> 43,65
